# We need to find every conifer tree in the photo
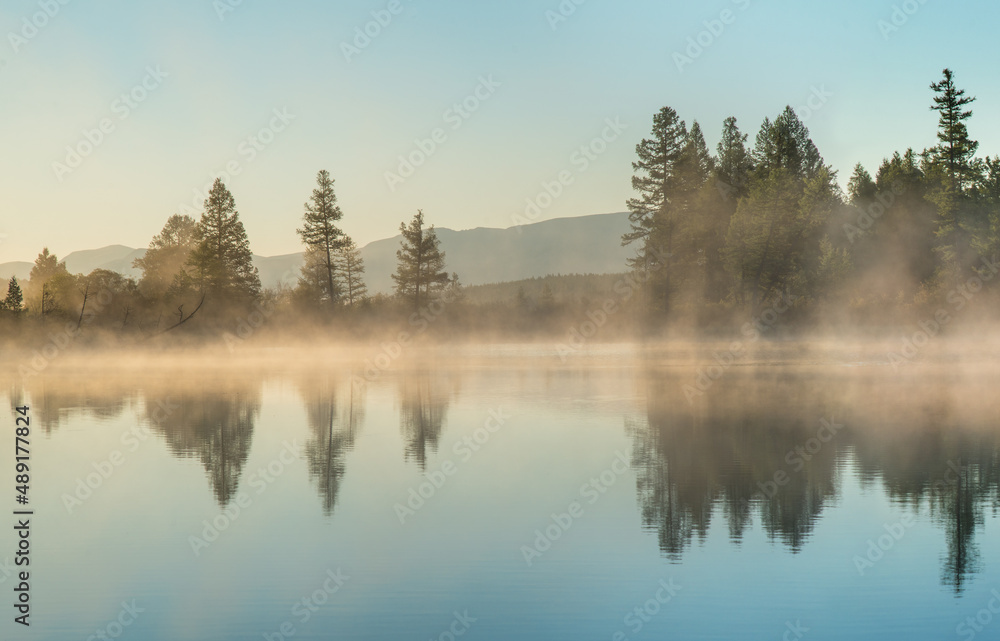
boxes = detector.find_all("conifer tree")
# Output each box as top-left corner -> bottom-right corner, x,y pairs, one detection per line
3,277 -> 23,313
334,238 -> 367,306
929,69 -> 979,192
297,170 -> 347,308
392,210 -> 449,310
187,179 -> 261,301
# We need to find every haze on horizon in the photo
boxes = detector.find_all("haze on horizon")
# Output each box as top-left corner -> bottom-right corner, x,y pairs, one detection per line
2,0 -> 999,263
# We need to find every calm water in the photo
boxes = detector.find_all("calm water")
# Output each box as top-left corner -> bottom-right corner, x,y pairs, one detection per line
3,346 -> 1000,640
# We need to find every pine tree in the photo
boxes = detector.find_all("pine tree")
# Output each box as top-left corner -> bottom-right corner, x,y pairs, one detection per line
297,170 -> 347,308
623,106 -> 688,254
929,69 -> 979,192
296,246 -> 335,306
623,106 -> 689,313
715,117 -> 752,200
753,107 -> 824,180
392,210 -> 449,310
187,179 -> 261,301
847,163 -> 876,204
333,238 -> 367,306
3,277 -> 23,313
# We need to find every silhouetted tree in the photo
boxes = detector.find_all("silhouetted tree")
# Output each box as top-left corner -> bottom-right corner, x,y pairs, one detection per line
297,170 -> 348,309
334,238 -> 367,306
187,179 -> 261,301
392,210 -> 449,310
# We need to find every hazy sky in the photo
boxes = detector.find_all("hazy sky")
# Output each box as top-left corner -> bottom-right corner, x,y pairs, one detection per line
1,0 -> 998,263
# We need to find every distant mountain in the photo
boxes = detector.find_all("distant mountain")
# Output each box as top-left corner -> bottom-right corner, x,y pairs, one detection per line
1,212 -> 635,292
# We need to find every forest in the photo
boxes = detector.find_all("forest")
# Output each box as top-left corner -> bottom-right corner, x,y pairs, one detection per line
2,68 -> 998,348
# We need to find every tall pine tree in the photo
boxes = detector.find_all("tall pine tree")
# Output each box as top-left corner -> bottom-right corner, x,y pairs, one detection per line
623,106 -> 688,313
297,170 -> 347,309
929,69 -> 979,192
187,179 -> 261,301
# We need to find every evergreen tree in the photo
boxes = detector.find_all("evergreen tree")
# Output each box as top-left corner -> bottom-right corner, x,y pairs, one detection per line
187,179 -> 261,301
622,106 -> 688,312
134,214 -> 198,300
623,106 -> 688,254
392,210 -> 449,310
847,163 -> 876,203
722,110 -> 838,310
929,69 -> 979,192
3,277 -> 23,313
297,170 -> 347,308
333,238 -> 367,306
715,117 -> 752,200
753,107 -> 824,180
297,246 -> 336,306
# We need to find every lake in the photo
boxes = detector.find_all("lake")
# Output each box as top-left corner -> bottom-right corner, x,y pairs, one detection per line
3,343 -> 999,640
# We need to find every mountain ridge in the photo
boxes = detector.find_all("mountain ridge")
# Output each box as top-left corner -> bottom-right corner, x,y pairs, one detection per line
0,212 -> 634,292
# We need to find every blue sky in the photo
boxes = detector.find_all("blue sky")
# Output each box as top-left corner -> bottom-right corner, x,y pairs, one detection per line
1,0 -> 997,263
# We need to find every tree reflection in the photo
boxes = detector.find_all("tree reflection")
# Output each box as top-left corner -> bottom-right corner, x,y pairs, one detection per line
628,365 -> 1000,592
397,371 -> 453,469
143,379 -> 261,507
299,376 -> 363,516
629,371 -> 841,559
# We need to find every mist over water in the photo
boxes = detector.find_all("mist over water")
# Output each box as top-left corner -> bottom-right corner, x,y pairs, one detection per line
4,344 -> 999,640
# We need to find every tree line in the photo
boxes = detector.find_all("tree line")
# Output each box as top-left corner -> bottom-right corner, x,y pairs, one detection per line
3,67 -> 996,341
1,170 -> 453,336
623,68 -> 1000,324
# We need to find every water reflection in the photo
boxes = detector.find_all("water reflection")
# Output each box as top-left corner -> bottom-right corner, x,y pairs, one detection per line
7,357 -> 1000,596
630,365 -> 1000,592
298,375 -> 363,515
142,379 -> 261,506
397,370 -> 455,469
628,371 -> 840,559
